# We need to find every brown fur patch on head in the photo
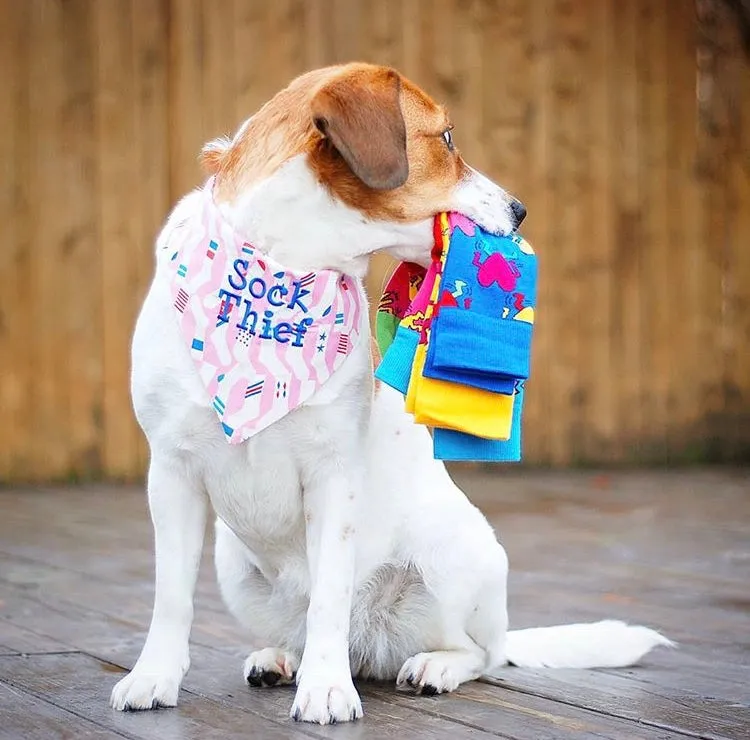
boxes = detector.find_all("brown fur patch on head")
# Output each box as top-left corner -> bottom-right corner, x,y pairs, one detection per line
309,70 -> 469,222
211,63 -> 469,222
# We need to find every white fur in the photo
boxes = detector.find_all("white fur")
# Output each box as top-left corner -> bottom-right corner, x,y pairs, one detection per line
216,155 -> 437,275
453,165 -> 516,236
111,121 -> 671,724
504,621 -> 676,669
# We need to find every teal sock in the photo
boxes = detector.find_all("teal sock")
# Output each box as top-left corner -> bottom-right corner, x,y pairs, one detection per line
374,325 -> 420,395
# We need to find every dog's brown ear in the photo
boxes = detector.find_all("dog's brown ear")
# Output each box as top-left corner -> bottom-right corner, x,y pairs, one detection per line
311,67 -> 408,190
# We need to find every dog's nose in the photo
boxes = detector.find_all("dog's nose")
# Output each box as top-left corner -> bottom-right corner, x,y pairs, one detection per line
509,199 -> 526,228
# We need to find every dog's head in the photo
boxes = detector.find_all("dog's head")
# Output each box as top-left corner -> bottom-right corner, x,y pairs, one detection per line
202,63 -> 525,275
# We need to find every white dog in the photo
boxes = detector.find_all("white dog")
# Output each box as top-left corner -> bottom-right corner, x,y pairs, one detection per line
110,63 -> 671,725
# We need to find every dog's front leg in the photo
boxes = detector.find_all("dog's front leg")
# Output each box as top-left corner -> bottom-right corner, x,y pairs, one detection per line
291,459 -> 362,724
110,457 -> 207,710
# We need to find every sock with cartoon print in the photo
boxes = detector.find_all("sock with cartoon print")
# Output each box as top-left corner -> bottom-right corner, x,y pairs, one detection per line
423,216 -> 537,394
374,220 -> 444,394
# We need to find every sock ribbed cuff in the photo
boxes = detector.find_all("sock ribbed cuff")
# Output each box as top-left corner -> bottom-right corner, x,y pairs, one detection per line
374,326 -> 420,395
432,385 -> 525,462
432,428 -> 522,462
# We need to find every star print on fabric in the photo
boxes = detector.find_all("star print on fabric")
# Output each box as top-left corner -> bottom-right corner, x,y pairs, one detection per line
317,343 -> 325,353
319,332 -> 327,341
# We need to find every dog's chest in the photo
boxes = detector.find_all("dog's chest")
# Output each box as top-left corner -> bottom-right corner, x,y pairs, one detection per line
206,431 -> 308,566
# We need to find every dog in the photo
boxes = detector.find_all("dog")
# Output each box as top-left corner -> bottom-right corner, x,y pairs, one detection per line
110,63 -> 671,724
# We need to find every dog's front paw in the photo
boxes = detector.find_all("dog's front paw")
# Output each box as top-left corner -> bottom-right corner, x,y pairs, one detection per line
110,667 -> 183,711
290,677 -> 363,724
110,649 -> 189,712
244,648 -> 299,687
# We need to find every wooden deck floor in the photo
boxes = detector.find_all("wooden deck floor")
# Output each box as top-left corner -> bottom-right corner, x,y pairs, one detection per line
1,469 -> 748,739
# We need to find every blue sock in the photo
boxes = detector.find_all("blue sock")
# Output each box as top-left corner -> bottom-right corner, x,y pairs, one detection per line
374,325 -> 420,395
423,225 -> 536,393
433,384 -> 524,462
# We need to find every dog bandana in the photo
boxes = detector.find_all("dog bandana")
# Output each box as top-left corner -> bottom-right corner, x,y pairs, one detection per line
165,179 -> 363,443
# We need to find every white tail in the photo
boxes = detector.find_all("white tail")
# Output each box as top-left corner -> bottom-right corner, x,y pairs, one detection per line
504,620 -> 675,669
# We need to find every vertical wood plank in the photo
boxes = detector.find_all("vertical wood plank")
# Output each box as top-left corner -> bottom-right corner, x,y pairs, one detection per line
433,0 -> 485,169
168,0 -> 206,196
610,0 -> 643,462
636,0 -> 671,462
264,0 -> 308,93
95,0 -> 140,478
429,0 -> 456,112
581,0 -> 616,462
400,0 -> 423,81
233,0 -> 268,122
480,0 -> 536,457
666,0 -> 712,461
693,0 -> 736,462
0,0 -> 31,477
362,0 -> 403,68
304,0 -> 328,69
131,0 -> 170,475
664,1 -> 695,462
329,0 -> 362,64
717,1 -> 750,460
526,0 -> 555,464
415,0 -> 437,91
480,0 -> 528,201
545,0 -> 588,465
60,0 -> 102,478
202,0 -> 238,140
27,0 -> 76,478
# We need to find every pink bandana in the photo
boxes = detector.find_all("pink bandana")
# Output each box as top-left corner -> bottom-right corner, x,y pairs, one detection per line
165,180 -> 363,443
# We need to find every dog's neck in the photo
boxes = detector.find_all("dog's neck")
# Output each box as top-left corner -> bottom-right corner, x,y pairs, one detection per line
215,155 -> 434,279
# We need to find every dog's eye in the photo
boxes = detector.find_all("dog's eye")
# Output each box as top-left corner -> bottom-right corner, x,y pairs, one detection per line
442,128 -> 454,151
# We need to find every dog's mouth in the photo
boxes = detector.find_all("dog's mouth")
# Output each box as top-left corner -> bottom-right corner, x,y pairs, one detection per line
383,198 -> 526,270
450,167 -> 526,238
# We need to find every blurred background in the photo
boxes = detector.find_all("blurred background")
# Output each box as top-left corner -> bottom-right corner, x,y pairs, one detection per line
0,0 -> 748,482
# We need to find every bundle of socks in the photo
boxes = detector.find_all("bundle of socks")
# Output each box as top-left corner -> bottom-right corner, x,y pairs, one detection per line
375,212 -> 537,462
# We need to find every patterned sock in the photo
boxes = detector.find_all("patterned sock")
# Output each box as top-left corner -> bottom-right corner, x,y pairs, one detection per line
375,261 -> 425,355
375,219 -> 444,394
423,214 -> 536,393
374,264 -> 435,394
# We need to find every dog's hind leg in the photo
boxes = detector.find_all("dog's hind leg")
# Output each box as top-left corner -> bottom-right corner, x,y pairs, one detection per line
394,511 -> 510,696
394,571 -> 507,696
110,458 -> 207,711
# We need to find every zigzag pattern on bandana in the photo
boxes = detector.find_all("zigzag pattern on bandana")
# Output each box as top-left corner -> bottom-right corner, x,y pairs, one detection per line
165,179 -> 364,444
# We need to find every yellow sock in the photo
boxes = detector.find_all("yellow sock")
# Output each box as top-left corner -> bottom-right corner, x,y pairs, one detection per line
407,344 -> 515,440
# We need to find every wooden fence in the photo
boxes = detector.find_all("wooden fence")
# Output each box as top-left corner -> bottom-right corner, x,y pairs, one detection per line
1,0 -> 749,481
